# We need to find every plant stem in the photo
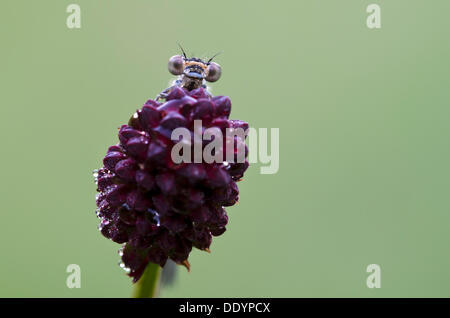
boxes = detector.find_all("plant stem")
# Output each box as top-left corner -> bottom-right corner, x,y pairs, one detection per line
132,262 -> 162,298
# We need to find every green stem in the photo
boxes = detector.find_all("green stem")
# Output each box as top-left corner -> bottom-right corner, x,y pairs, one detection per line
132,262 -> 162,298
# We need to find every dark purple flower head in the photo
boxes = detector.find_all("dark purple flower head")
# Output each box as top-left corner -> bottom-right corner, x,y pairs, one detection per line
94,87 -> 249,282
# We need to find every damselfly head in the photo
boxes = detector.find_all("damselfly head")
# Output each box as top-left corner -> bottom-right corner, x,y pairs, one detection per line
168,53 -> 222,83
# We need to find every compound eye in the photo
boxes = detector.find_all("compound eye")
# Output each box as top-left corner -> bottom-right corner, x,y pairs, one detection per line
206,62 -> 221,82
168,55 -> 184,75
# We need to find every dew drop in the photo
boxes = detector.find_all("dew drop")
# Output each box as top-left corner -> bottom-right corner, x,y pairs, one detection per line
93,169 -> 99,182
119,261 -> 131,274
147,208 -> 161,226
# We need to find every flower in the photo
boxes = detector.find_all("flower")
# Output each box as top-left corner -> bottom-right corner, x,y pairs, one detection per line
94,87 -> 249,282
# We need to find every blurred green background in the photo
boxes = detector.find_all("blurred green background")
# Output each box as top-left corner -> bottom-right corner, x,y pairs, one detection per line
1,0 -> 449,297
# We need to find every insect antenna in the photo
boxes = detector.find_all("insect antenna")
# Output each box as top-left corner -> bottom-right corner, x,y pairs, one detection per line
177,42 -> 187,58
207,51 -> 223,64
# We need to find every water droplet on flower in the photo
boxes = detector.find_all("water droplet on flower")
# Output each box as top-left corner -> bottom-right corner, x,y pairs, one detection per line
147,208 -> 161,226
119,261 -> 131,273
93,169 -> 99,181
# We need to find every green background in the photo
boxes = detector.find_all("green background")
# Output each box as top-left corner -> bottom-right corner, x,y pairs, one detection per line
1,0 -> 449,297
